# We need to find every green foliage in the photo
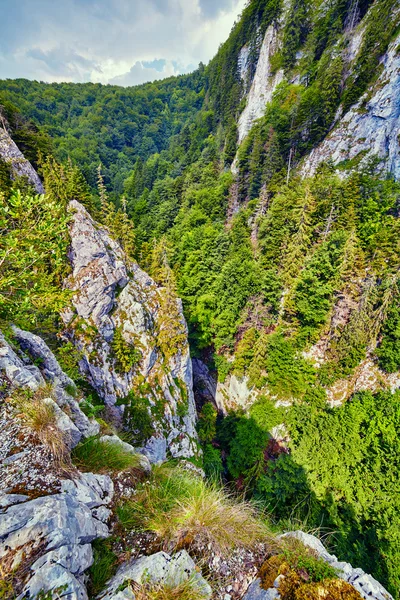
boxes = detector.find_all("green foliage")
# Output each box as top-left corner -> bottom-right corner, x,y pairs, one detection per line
88,539 -> 118,597
71,435 -> 143,473
197,402 -> 217,443
111,327 -> 142,374
55,341 -> 83,381
203,443 -> 224,481
227,416 -> 268,480
121,392 -> 155,445
0,188 -> 70,327
376,288 -> 400,373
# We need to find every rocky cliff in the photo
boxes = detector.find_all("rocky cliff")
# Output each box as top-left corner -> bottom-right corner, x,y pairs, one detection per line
62,200 -> 199,462
0,126 -> 44,194
301,32 -> 400,179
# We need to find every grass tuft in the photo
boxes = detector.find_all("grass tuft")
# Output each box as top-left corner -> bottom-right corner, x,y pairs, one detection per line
130,577 -> 210,600
117,463 -> 272,555
87,539 -> 118,597
12,389 -> 69,465
71,435 -> 143,473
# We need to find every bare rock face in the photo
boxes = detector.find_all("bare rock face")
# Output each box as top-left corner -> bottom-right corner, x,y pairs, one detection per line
0,128 -> 44,194
62,200 -> 199,461
236,25 -> 284,146
302,34 -> 400,180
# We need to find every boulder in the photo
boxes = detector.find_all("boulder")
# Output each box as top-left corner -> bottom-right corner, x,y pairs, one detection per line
98,550 -> 212,600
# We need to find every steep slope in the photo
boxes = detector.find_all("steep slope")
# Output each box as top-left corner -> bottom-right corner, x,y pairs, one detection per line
63,200 -> 199,461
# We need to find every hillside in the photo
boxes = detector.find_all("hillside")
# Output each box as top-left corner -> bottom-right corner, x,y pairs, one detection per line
1,0 -> 400,598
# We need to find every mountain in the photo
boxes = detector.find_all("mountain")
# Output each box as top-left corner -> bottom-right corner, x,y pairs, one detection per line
1,0 -> 400,598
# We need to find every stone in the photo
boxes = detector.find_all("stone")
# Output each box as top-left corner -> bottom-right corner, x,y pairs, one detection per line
0,332 -> 44,392
60,473 -> 114,509
98,550 -> 212,600
0,493 -> 108,560
0,494 -> 29,508
18,564 -> 88,600
0,128 -> 44,194
43,397 -> 82,448
62,201 -> 199,460
192,358 -> 217,405
9,326 -> 100,439
31,543 -> 94,575
242,579 -> 280,600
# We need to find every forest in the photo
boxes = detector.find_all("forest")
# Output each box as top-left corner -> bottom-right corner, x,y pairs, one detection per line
1,0 -> 400,596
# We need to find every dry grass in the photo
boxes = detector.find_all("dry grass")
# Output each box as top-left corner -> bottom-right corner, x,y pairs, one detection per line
130,577 -> 209,600
117,464 -> 272,555
12,389 -> 69,465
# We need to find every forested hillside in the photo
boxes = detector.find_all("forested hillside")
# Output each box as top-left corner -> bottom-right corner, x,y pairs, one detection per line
1,0 -> 400,597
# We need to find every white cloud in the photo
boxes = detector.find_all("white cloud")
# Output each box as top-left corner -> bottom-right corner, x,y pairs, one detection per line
0,0 -> 248,85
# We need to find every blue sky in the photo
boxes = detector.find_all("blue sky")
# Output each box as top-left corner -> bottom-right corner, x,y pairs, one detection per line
0,0 -> 247,85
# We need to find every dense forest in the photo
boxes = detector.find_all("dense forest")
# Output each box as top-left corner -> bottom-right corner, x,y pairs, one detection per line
1,0 -> 400,596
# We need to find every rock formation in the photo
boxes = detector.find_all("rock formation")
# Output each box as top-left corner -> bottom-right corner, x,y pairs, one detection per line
62,200 -> 199,462
0,127 -> 44,194
301,33 -> 400,179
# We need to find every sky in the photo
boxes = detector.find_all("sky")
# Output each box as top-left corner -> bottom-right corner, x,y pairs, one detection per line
0,0 -> 247,86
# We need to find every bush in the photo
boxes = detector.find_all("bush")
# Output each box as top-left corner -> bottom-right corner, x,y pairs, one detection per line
71,436 -> 143,473
197,402 -> 217,443
117,463 -> 271,554
203,443 -> 223,481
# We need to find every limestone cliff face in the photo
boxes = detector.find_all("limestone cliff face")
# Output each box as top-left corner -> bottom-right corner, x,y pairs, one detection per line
62,200 -> 199,462
302,33 -> 400,179
0,127 -> 44,194
237,25 -> 284,146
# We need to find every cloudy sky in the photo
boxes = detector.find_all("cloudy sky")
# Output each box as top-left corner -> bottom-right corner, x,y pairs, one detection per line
0,0 -> 247,86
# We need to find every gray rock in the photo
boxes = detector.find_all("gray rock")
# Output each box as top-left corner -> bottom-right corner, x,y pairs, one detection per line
62,201 -> 199,460
0,332 -> 44,391
9,326 -> 100,439
60,473 -> 114,509
43,397 -> 82,448
0,493 -> 108,561
301,34 -> 400,180
0,128 -> 44,194
192,358 -> 217,405
31,543 -> 93,575
139,434 -> 167,464
99,550 -> 211,600
0,494 -> 29,508
242,579 -> 280,600
19,564 -> 88,600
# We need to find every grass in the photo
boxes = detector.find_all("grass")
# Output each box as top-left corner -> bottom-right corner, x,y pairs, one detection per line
12,388 -> 69,465
117,463 -> 272,555
71,435 -> 143,473
132,577 -> 210,600
87,539 -> 118,597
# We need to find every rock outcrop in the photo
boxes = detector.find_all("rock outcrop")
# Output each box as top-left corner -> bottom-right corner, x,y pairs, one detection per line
62,200 -> 199,461
236,25 -> 284,146
0,127 -> 44,194
301,33 -> 400,180
0,328 -> 99,446
0,474 -> 113,600
98,550 -> 212,600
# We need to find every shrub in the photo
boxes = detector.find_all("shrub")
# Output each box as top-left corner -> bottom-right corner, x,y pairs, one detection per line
197,402 -> 217,443
71,436 -> 142,473
117,463 -> 271,554
202,443 -> 223,481
121,393 -> 154,445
